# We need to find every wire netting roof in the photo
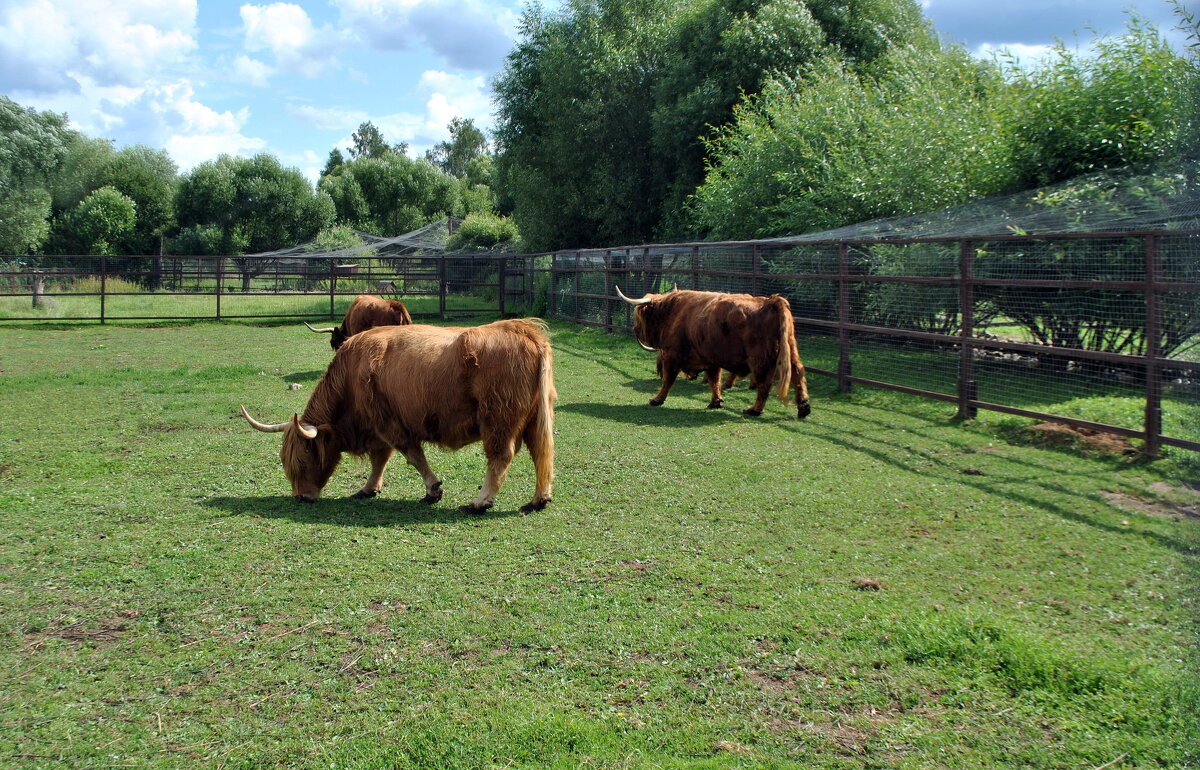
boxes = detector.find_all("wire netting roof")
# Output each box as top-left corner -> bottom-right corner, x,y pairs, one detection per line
240,217 -> 457,259
767,170 -> 1200,243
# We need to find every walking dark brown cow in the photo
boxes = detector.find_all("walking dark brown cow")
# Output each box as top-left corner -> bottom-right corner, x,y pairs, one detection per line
242,318 -> 556,513
305,294 -> 413,350
616,286 -> 810,418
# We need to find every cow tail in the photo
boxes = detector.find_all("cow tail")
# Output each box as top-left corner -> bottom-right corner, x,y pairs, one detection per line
526,338 -> 557,499
772,296 -> 794,405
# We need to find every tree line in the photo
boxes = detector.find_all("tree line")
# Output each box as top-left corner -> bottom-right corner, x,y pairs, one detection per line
0,109 -> 506,259
2,0 -> 1197,260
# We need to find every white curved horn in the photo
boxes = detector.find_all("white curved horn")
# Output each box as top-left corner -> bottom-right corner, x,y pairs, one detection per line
672,282 -> 679,292
638,340 -> 656,352
615,284 -> 653,306
304,321 -> 335,333
291,414 -> 319,439
241,405 -> 289,433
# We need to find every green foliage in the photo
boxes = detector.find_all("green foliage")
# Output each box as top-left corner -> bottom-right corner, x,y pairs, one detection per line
0,96 -> 76,254
348,121 -> 406,160
426,117 -> 489,178
692,43 -> 1014,239
320,154 -> 462,236
173,154 -> 333,255
494,0 -> 929,249
69,186 -> 137,256
445,213 -> 521,251
1003,17 -> 1198,187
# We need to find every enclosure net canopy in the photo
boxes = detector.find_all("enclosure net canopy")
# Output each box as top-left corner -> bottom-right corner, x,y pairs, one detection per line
238,217 -> 457,260
768,170 -> 1200,243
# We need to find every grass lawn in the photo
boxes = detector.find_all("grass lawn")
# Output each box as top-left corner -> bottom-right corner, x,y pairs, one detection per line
0,319 -> 1197,768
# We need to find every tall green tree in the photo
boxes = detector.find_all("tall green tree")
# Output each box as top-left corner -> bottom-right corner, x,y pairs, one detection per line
69,186 -> 137,256
493,0 -> 928,250
426,117 -> 489,177
348,121 -> 407,160
320,153 -> 465,235
0,97 -> 75,254
174,153 -> 335,288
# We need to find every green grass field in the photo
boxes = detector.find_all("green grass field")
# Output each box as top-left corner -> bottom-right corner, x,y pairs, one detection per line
0,319 -> 1197,768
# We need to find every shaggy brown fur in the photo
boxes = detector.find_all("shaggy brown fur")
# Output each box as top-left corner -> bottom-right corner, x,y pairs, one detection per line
625,289 -> 810,418
311,294 -> 413,350
256,318 -> 555,513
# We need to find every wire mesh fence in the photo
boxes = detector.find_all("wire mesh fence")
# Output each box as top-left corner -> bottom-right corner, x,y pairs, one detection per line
3,229 -> 1197,456
537,231 -> 1200,457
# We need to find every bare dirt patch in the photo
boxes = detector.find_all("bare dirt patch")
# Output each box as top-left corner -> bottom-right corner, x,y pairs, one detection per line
1024,422 -> 1135,455
1102,491 -> 1200,521
26,612 -> 138,649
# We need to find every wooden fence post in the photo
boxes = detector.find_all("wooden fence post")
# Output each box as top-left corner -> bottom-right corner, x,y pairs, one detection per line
438,258 -> 447,319
498,256 -> 508,317
603,250 -> 613,329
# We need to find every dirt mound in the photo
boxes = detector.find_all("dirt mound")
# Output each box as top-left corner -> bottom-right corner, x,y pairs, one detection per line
1024,422 -> 1135,455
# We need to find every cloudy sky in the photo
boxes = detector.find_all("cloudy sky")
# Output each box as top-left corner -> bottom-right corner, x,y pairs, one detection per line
0,0 -> 1190,183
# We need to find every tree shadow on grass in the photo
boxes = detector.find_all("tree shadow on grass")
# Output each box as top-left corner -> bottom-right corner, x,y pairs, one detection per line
202,494 -> 526,528
282,370 -> 325,384
775,398 -> 1197,555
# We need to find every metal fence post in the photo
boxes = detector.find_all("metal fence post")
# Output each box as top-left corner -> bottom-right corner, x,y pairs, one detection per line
958,240 -> 978,419
751,244 -> 762,296
1143,234 -> 1163,458
604,250 -> 613,329
837,244 -> 851,393
498,256 -> 508,317
574,251 -> 581,323
691,245 -> 700,290
438,258 -> 447,319
328,258 -> 336,319
214,257 -> 222,321
99,259 -> 107,323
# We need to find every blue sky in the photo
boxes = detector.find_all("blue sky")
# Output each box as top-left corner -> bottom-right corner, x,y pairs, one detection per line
0,0 -> 1190,183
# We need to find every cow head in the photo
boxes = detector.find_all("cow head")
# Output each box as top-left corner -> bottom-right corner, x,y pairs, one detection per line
241,407 -> 341,502
615,285 -> 676,351
304,321 -> 348,351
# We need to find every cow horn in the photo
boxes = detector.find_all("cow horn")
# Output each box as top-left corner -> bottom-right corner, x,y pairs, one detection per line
291,414 -> 319,439
241,405 -> 289,433
304,321 -> 335,334
638,340 -> 656,352
672,282 -> 679,292
615,285 -> 653,306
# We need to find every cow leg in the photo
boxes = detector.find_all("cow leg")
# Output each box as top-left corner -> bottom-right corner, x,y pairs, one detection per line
745,366 -> 773,417
721,370 -> 740,390
401,445 -> 443,504
705,366 -> 724,408
352,444 -> 394,498
794,359 -> 811,419
521,420 -> 554,513
649,360 -> 680,406
460,433 -> 517,514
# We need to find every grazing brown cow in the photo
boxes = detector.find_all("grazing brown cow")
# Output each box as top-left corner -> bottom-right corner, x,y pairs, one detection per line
616,286 -> 810,418
242,318 -> 556,513
305,294 -> 413,350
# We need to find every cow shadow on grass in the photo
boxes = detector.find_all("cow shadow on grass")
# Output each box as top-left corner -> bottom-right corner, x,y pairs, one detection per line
772,397 -> 1196,555
202,495 -> 526,528
282,370 -> 325,385
558,399 -> 743,428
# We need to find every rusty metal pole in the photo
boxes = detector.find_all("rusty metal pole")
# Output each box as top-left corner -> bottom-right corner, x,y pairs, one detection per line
837,244 -> 851,393
958,240 -> 978,419
1143,235 -> 1163,458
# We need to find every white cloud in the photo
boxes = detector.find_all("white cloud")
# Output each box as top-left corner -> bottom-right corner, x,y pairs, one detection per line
334,0 -> 516,71
288,104 -> 371,131
233,56 -> 274,88
240,2 -> 342,79
0,0 -> 197,94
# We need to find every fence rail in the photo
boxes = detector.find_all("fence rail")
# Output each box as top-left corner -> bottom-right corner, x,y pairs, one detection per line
3,228 -> 1198,456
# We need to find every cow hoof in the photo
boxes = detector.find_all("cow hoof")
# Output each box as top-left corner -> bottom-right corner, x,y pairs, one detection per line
458,502 -> 493,515
798,401 -> 811,419
707,399 -> 723,409
520,497 -> 551,513
742,408 -> 762,417
648,398 -> 664,407
420,482 -> 444,505
352,489 -> 379,499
